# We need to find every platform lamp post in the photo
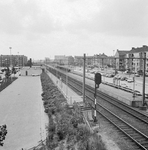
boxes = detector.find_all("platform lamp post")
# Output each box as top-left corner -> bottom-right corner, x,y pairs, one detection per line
94,72 -> 102,123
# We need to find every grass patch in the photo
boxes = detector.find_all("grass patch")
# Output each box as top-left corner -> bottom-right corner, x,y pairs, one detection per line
0,77 -> 18,92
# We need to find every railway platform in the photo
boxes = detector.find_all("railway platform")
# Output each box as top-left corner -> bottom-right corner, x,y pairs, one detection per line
71,70 -> 148,108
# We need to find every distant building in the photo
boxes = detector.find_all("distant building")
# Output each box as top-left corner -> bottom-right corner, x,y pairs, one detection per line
0,55 -> 28,67
114,50 -> 130,71
125,45 -> 148,72
74,56 -> 83,66
54,55 -> 74,65
74,54 -> 110,67
44,57 -> 51,64
114,45 -> 148,72
94,53 -> 109,68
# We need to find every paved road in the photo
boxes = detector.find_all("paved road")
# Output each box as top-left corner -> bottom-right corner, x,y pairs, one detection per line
0,70 -> 48,150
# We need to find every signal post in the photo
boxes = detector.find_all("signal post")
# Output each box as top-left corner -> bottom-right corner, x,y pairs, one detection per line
94,73 -> 102,123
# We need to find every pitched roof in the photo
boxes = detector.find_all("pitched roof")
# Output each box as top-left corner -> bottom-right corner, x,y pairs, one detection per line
96,53 -> 108,58
117,45 -> 148,55
117,50 -> 130,55
128,45 -> 148,54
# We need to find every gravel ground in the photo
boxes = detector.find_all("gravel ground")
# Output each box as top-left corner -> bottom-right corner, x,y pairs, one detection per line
97,115 -> 136,150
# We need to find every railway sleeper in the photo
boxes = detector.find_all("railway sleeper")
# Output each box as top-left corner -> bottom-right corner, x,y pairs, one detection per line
133,135 -> 146,139
123,129 -> 136,133
128,132 -> 141,135
141,143 -> 148,148
120,126 -> 132,129
127,133 -> 141,137
129,142 -> 142,147
138,140 -> 148,145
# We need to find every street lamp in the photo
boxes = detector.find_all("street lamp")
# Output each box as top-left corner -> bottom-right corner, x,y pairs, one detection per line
9,47 -> 12,68
0,55 -> 2,67
18,52 -> 19,68
113,50 -> 115,56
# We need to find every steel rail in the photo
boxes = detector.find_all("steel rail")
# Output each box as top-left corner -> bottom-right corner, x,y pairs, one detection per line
47,66 -> 148,124
47,66 -> 148,149
69,76 -> 148,125
68,78 -> 148,150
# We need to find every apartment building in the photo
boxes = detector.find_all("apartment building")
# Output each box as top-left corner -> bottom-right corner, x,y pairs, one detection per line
115,50 -> 130,71
125,46 -> 148,73
0,55 -> 28,67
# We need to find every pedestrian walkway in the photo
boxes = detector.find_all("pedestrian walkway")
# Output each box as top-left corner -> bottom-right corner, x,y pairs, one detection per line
20,66 -> 42,76
0,69 -> 48,150
47,71 -> 83,106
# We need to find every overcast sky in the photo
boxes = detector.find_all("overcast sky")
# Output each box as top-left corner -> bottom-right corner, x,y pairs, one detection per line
0,0 -> 148,60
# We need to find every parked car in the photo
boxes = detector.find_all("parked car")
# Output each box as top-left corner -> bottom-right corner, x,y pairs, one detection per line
120,83 -> 128,88
114,74 -> 121,79
108,74 -> 114,77
135,74 -> 140,77
120,76 -> 127,81
145,72 -> 148,77
127,78 -> 134,83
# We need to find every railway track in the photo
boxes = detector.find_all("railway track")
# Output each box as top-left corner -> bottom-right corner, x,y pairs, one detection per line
67,76 -> 148,150
69,77 -> 148,124
46,66 -> 148,149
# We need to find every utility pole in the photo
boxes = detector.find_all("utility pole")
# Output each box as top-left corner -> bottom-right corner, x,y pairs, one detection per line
83,53 -> 86,103
114,58 -> 116,75
0,55 -> 2,67
142,52 -> 146,106
133,71 -> 136,98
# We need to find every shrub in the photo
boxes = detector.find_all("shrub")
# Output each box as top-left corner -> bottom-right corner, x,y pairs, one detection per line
40,72 -> 107,150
